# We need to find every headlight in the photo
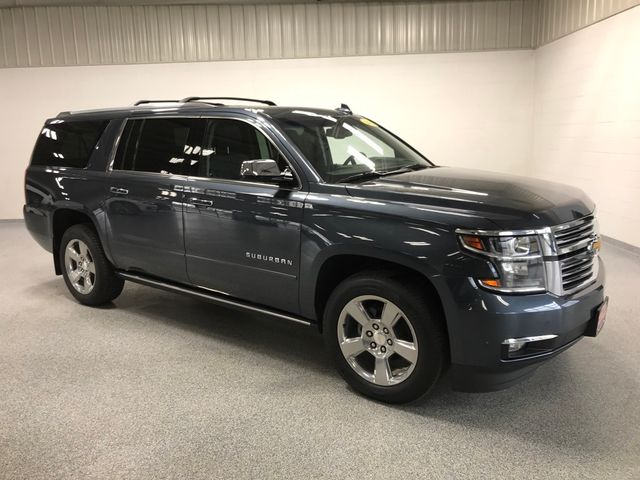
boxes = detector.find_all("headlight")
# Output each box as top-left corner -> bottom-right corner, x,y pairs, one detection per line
458,233 -> 546,293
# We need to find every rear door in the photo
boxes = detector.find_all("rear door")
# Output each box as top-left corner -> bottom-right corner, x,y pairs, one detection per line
183,116 -> 307,313
104,117 -> 204,283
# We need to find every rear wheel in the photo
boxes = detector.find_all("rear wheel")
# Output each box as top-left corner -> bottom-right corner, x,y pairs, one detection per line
324,272 -> 446,404
59,224 -> 124,306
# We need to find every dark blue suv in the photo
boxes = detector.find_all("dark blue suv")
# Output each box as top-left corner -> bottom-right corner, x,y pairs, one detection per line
24,97 -> 608,403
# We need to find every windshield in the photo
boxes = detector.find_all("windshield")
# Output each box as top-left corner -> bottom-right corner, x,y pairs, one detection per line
269,110 -> 433,183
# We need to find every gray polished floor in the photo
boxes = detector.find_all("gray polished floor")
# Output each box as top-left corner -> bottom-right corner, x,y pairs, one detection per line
1,220 -> 638,480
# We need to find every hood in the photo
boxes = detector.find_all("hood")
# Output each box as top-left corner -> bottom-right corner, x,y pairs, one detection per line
345,166 -> 595,230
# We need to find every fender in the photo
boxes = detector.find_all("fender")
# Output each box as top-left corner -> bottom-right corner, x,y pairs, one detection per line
50,202 -> 116,274
299,243 -> 445,321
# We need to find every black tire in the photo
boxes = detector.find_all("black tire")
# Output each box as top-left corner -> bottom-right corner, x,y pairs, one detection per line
323,271 -> 447,404
59,224 -> 124,306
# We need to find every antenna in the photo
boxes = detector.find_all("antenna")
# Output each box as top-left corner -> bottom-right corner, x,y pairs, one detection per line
336,103 -> 352,114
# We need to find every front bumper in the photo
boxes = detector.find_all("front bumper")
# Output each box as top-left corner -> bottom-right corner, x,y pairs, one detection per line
440,258 -> 606,392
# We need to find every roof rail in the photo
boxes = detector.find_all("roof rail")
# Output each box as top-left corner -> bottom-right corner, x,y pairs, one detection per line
134,99 -> 181,106
181,96 -> 276,106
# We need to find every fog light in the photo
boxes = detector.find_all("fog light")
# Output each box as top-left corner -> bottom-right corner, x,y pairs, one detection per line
502,334 -> 559,359
507,340 -> 526,353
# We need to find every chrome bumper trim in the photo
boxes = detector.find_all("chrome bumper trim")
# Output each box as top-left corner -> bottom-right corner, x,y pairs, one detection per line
502,334 -> 558,345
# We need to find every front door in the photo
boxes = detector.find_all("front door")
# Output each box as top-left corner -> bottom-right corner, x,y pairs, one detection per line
104,117 -> 204,283
183,117 -> 306,313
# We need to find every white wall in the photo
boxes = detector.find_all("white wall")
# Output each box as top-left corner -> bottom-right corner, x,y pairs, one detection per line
0,50 -> 534,219
532,6 -> 640,247
3,7 -> 638,249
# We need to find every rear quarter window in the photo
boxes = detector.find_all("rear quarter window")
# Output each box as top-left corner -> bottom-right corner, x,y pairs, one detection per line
31,119 -> 109,168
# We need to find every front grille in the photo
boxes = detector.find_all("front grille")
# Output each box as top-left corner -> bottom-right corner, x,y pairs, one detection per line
551,215 -> 598,294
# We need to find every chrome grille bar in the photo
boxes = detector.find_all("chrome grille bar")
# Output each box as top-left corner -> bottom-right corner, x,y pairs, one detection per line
551,215 -> 598,295
555,223 -> 594,246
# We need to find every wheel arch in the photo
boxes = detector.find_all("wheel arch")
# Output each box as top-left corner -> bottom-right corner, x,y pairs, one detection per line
51,207 -> 109,275
304,247 -> 448,338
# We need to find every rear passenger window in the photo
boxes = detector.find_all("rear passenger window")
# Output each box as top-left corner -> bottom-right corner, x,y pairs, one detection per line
31,120 -> 108,168
114,118 -> 205,175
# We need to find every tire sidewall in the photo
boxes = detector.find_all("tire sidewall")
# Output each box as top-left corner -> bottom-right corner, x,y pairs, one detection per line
324,274 -> 445,404
59,224 -> 122,306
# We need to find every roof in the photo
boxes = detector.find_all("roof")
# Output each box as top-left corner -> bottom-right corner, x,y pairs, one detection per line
54,100 -> 353,122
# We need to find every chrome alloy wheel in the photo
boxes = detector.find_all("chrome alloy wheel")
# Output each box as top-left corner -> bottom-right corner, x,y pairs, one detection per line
337,295 -> 418,386
64,239 -> 96,294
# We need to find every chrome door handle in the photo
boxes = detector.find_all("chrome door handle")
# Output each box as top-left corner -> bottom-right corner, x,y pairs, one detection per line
190,197 -> 213,207
110,187 -> 128,195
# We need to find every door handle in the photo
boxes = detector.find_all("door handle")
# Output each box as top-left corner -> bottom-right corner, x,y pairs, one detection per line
190,197 -> 213,207
110,187 -> 129,195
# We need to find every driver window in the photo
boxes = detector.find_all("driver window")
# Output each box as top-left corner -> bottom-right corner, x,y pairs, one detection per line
191,119 -> 289,181
324,123 -> 394,167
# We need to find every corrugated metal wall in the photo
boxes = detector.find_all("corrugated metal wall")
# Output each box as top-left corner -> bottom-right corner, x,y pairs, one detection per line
536,0 -> 640,46
0,1 -> 638,68
0,1 -> 538,68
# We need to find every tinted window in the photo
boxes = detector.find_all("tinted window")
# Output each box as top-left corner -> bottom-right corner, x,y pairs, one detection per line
191,119 -> 289,181
114,118 -> 205,175
31,120 -> 108,168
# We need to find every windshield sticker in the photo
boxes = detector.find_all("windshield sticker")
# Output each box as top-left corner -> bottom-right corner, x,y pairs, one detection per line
360,118 -> 378,127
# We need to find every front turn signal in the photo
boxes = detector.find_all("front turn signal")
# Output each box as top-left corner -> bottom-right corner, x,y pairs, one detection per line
461,235 -> 485,251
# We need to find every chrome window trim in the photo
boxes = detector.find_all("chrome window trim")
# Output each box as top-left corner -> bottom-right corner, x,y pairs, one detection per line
107,169 -> 189,180
183,174 -> 301,191
106,114 -> 304,189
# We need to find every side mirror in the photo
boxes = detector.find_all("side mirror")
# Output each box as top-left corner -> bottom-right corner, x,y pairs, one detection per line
240,159 -> 281,177
240,159 -> 295,185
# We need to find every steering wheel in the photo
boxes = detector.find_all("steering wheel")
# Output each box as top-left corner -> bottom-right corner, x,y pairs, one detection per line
343,152 -> 368,166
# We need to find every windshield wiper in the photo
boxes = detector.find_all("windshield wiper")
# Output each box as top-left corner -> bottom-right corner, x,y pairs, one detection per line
403,164 -> 430,171
336,170 -> 382,184
337,165 -> 425,184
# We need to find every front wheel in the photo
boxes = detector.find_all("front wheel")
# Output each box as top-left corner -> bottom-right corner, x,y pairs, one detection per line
324,272 -> 447,404
59,224 -> 124,306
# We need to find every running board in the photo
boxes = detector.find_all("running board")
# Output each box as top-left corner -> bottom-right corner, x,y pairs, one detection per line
116,271 -> 312,327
